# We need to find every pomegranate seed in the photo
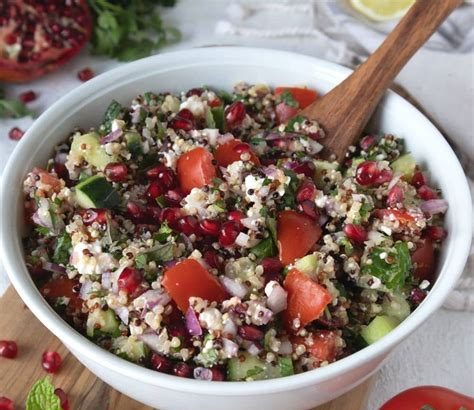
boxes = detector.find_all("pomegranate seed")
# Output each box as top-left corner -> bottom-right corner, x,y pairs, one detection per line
355,161 -> 379,186
344,224 -> 368,244
411,171 -> 427,188
146,181 -> 164,204
146,165 -> 176,189
186,88 -> 204,97
19,90 -> 37,103
160,208 -> 181,228
375,169 -> 393,185
210,367 -> 225,381
199,219 -> 221,237
386,185 -> 404,207
219,221 -> 240,247
291,161 -> 315,178
4,33 -> 17,45
360,135 -> 376,151
177,215 -> 199,236
418,185 -> 438,200
298,200 -> 319,220
51,162 -> 69,182
238,325 -> 264,341
150,353 -> 173,373
117,267 -> 143,294
127,202 -> 145,222
42,351 -> 62,373
169,109 -> 194,131
8,127 -> 24,140
79,208 -> 108,226
261,257 -> 283,283
296,179 -> 317,202
409,288 -> 427,307
233,143 -> 250,155
203,250 -> 222,269
0,397 -> 14,410
77,67 -> 94,82
0,340 -> 18,359
104,163 -> 128,182
425,226 -> 447,241
54,388 -> 69,410
228,210 -> 245,227
225,101 -> 246,129
164,189 -> 184,207
145,206 -> 162,224
173,362 -> 193,378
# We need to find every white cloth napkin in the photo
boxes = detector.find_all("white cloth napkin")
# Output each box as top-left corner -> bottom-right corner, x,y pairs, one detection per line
217,0 -> 474,311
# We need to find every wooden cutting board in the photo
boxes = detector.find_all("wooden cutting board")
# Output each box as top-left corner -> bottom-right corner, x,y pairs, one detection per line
0,286 -> 373,409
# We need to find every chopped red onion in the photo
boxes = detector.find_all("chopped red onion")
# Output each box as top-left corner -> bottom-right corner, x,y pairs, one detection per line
193,367 -> 213,381
43,262 -> 66,274
278,340 -> 293,355
114,306 -> 129,325
262,166 -> 278,178
54,152 -> 68,165
164,259 -> 179,269
79,280 -> 93,299
420,199 -> 449,215
265,281 -> 287,314
185,307 -> 202,336
139,290 -> 171,310
387,174 -> 402,191
247,343 -> 262,355
138,332 -> 163,353
318,213 -> 329,227
100,128 -> 123,144
101,271 -> 112,290
222,338 -> 239,358
220,276 -> 248,299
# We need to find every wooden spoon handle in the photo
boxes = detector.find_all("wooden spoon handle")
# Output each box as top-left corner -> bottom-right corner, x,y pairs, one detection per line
302,0 -> 463,161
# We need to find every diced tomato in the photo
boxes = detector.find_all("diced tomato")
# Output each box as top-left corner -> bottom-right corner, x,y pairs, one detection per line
207,98 -> 222,108
377,209 -> 415,224
40,277 -> 83,311
283,268 -> 332,332
162,259 -> 229,312
277,210 -> 322,265
275,102 -> 298,124
214,139 -> 260,167
275,87 -> 318,109
31,167 -> 62,192
292,330 -> 338,362
411,239 -> 436,281
176,147 -> 217,193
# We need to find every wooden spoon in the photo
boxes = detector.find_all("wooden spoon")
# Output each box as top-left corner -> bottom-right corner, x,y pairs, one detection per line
300,0 -> 463,162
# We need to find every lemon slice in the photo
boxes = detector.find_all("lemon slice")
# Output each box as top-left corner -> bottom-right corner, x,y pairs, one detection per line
349,0 -> 415,22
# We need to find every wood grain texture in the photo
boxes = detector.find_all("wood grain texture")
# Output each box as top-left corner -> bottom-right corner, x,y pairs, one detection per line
0,286 -> 372,409
301,0 -> 463,161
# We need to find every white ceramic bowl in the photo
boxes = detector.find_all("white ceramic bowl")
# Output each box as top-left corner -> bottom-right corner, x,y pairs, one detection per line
1,47 -> 472,410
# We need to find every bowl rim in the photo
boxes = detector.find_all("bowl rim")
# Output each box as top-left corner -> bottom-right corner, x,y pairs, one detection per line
1,46 -> 472,396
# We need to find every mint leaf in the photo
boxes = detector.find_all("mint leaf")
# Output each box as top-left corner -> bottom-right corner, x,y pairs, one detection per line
102,100 -> 123,133
250,236 -> 276,260
26,377 -> 61,410
135,253 -> 148,269
53,232 -> 72,265
284,115 -> 305,132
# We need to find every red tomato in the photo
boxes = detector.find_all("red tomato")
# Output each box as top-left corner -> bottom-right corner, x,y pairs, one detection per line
275,102 -> 298,124
40,277 -> 83,311
176,147 -> 217,193
207,98 -> 222,108
283,269 -> 332,332
412,239 -> 436,281
275,87 -> 318,109
277,210 -> 322,265
377,209 -> 415,224
380,386 -> 474,410
162,259 -> 229,312
214,139 -> 260,167
292,330 -> 338,363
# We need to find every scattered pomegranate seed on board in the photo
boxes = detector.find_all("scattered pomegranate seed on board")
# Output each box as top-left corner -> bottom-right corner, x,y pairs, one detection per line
41,350 -> 62,373
8,127 -> 24,140
77,67 -> 94,82
0,340 -> 18,359
19,90 -> 37,103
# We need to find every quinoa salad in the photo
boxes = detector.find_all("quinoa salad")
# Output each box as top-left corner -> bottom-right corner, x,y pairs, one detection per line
22,83 -> 448,382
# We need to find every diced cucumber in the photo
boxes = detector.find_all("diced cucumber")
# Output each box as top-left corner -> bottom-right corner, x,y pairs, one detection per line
391,154 -> 416,178
294,254 -> 318,276
360,315 -> 399,345
211,106 -> 225,132
113,336 -> 147,362
313,160 -> 339,187
227,352 -> 294,381
70,132 -> 116,171
86,308 -> 120,338
382,292 -> 411,321
125,132 -> 142,157
75,175 -> 121,209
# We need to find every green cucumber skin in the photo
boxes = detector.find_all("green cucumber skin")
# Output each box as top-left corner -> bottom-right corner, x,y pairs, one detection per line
75,175 -> 121,209
360,315 -> 399,345
86,308 -> 120,338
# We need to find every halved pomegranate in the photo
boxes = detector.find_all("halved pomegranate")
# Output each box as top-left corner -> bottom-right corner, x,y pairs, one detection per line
0,1 -> 93,83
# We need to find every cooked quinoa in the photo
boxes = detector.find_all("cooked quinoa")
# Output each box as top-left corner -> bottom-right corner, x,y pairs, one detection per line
22,83 -> 448,381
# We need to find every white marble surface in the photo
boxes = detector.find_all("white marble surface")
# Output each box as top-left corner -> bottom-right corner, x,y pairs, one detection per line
0,1 -> 473,408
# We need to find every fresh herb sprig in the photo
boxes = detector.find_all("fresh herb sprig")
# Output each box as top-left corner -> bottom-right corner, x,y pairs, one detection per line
0,88 -> 35,119
87,0 -> 181,61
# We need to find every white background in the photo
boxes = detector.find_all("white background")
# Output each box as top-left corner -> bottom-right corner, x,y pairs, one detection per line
0,1 -> 473,408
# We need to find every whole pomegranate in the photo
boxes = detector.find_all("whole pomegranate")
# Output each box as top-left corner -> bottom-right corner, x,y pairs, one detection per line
0,1 -> 93,83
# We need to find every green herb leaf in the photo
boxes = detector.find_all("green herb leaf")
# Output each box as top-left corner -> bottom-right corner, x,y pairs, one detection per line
246,366 -> 264,378
278,90 -> 298,108
53,232 -> 72,265
0,96 -> 35,119
135,253 -> 148,269
250,236 -> 276,260
284,115 -> 305,132
362,242 -> 411,289
35,226 -> 51,236
102,100 -> 123,133
26,377 -> 61,410
153,222 -> 173,243
147,242 -> 174,263
155,195 -> 167,208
